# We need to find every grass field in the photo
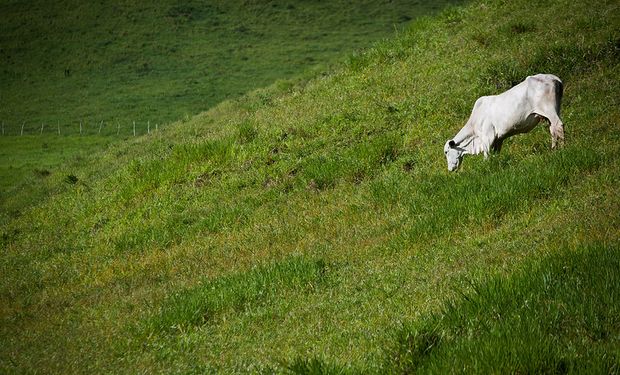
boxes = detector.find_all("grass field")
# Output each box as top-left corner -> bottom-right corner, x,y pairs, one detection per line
1,0 -> 619,373
0,0 -> 458,225
0,0 -> 458,130
0,135 -> 116,222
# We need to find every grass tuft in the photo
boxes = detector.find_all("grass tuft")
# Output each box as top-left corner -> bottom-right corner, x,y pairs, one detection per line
63,174 -> 79,185
236,121 -> 259,144
286,357 -> 352,375
145,256 -> 330,335
386,243 -> 620,373
484,38 -> 619,91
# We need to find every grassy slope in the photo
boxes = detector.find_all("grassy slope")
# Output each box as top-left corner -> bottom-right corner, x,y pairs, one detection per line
387,243 -> 620,374
0,0 -> 453,129
1,0 -> 619,373
0,0 -> 455,224
0,135 -> 116,221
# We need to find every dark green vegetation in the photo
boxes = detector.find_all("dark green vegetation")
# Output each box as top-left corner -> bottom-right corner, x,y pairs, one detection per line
388,243 -> 619,373
0,135 -> 115,222
1,0 -> 619,373
0,0 -> 453,129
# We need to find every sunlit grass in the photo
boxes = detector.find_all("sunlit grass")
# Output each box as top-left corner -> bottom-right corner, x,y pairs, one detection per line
387,243 -> 620,374
0,0 -> 618,373
144,256 -> 329,335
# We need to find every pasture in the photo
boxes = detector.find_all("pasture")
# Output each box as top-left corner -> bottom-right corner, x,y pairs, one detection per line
0,0 -> 457,128
1,0 -> 619,373
0,0 -> 457,224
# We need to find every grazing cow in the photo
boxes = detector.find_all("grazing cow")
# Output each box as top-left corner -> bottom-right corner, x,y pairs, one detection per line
444,73 -> 564,171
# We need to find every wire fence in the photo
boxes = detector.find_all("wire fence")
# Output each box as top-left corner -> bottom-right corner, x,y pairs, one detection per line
0,120 -> 163,137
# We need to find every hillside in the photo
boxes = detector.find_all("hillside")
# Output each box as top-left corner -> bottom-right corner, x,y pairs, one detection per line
1,0 -> 619,373
0,0 -> 455,131
0,0 -> 457,225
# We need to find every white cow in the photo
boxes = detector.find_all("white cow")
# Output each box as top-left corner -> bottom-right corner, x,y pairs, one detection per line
444,73 -> 564,171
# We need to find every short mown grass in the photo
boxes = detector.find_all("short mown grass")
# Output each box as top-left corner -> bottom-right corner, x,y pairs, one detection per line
0,0 -> 455,129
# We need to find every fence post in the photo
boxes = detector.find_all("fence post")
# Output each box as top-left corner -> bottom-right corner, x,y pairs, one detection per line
40,123 -> 44,135
147,120 -> 150,134
133,121 -> 136,136
156,123 -> 158,131
21,122 -> 25,136
99,120 -> 103,134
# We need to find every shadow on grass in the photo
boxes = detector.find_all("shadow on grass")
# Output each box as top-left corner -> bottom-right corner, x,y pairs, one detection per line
385,242 -> 620,374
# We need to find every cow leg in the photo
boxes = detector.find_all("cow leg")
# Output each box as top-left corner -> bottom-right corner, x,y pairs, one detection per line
554,120 -> 565,148
536,111 -> 565,149
547,114 -> 565,149
482,142 -> 491,159
480,120 -> 495,159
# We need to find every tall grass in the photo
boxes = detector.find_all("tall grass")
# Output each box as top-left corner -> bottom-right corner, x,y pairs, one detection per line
145,256 -> 329,335
373,144 -> 604,242
387,243 -> 620,374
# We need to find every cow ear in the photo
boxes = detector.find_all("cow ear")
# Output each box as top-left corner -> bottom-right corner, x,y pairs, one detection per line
448,140 -> 456,148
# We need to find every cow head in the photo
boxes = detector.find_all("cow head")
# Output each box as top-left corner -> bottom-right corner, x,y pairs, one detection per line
444,139 -> 464,171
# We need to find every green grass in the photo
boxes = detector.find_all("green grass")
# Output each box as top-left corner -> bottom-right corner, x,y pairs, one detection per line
387,243 -> 620,374
145,256 -> 329,335
0,0 -> 458,223
0,0 -> 457,129
0,135 -> 115,222
1,0 -> 619,373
